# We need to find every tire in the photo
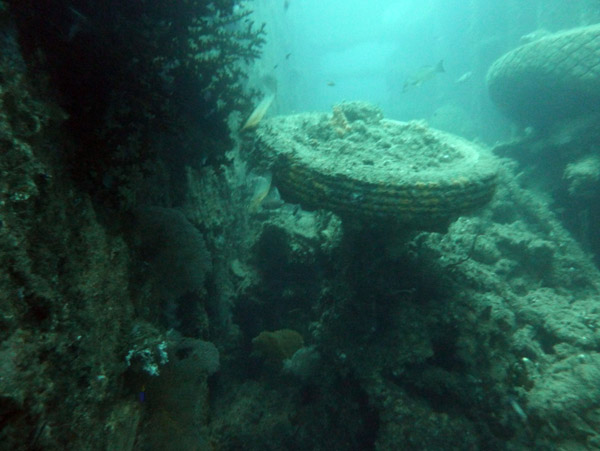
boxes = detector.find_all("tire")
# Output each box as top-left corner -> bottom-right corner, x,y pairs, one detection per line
487,25 -> 600,125
253,103 -> 497,231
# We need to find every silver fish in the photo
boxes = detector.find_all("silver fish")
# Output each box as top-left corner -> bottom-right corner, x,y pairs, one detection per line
455,71 -> 472,84
403,60 -> 445,92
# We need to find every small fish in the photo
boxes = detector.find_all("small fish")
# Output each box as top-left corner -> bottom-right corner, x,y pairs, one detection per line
285,53 -> 292,60
261,186 -> 284,209
508,396 -> 528,424
284,0 -> 290,11
326,81 -> 336,87
403,60 -> 445,92
455,71 -> 472,84
249,174 -> 272,211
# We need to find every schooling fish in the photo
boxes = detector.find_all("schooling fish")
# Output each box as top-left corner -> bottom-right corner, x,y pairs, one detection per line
403,60 -> 445,92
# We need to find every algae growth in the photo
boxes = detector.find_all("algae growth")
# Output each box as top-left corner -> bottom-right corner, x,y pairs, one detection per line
1,1 -> 600,450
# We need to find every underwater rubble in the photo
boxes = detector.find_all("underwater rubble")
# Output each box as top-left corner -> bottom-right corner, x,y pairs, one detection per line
488,24 -> 600,269
210,104 -> 600,449
1,2 -> 600,450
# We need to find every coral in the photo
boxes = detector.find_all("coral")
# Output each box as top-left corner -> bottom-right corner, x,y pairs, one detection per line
170,333 -> 221,376
283,345 -> 321,381
125,321 -> 170,376
133,206 -> 212,302
335,100 -> 384,124
9,0 -> 266,207
330,105 -> 351,136
133,333 -> 219,449
564,154 -> 600,198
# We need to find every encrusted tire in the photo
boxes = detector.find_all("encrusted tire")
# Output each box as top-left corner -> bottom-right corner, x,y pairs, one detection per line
487,25 -> 600,125
253,102 -> 497,230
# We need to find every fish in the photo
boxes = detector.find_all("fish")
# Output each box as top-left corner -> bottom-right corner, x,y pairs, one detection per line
249,174 -> 272,211
326,81 -> 336,87
241,76 -> 278,131
284,1 -> 290,11
285,53 -> 292,60
261,186 -> 284,209
403,60 -> 445,92
455,71 -> 472,84
241,94 -> 275,131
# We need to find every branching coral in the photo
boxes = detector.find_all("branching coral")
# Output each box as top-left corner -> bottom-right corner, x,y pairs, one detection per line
9,0 -> 266,207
